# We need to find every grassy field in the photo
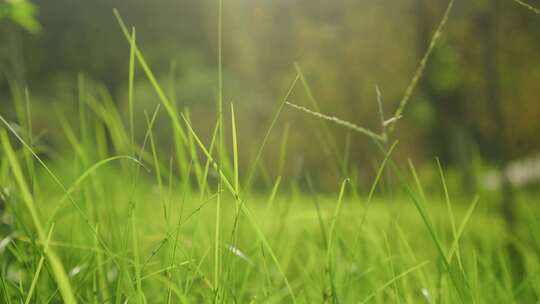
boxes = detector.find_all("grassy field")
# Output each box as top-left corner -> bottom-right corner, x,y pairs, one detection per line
2,145 -> 540,304
1,131 -> 540,303
2,1 -> 540,303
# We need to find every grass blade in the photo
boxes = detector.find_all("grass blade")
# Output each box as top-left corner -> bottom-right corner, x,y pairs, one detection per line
24,224 -> 55,304
1,130 -> 77,304
285,102 -> 385,142
513,0 -> 540,14
388,0 -> 455,132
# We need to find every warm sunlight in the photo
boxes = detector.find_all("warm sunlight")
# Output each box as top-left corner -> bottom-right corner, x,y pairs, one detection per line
1,0 -> 539,302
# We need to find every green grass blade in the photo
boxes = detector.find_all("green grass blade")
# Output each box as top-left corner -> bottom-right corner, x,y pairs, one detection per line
243,73 -> 300,192
1,130 -> 77,304
45,155 -> 144,227
448,195 -> 480,262
396,159 -> 471,302
436,158 -> 461,269
231,103 -> 239,195
326,178 -> 349,303
128,27 -> 136,156
180,114 -> 236,197
358,141 -> 399,228
361,261 -> 430,304
24,224 -> 55,304
113,10 -> 186,143
294,63 -> 344,174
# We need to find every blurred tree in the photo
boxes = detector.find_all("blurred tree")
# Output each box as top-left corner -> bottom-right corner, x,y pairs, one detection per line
1,0 -> 540,190
415,0 -> 476,193
474,0 -> 529,281
0,0 -> 40,84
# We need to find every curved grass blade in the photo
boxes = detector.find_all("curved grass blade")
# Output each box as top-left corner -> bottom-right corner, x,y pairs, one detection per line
45,155 -> 144,227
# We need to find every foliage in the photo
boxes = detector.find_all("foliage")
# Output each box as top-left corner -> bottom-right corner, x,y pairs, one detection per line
0,0 -> 40,33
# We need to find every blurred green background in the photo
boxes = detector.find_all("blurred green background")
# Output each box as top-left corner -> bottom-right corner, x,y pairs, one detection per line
1,0 -> 540,192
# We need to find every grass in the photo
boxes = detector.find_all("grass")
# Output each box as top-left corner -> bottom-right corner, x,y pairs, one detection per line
1,139 -> 540,303
1,1 -> 540,303
513,0 -> 540,15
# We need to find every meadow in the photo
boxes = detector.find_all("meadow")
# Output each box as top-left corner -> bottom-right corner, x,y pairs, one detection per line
1,1 -> 540,303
